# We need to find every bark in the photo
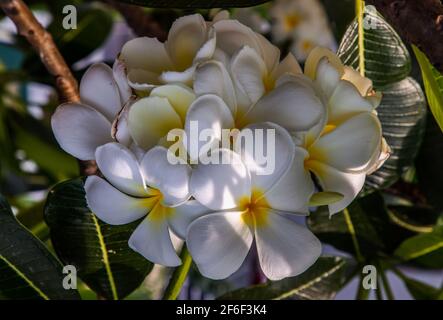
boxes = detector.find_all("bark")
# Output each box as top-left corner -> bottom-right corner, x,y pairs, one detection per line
0,0 -> 80,103
366,0 -> 443,73
0,0 -> 97,175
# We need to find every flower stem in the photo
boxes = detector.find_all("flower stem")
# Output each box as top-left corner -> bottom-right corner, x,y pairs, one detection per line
162,245 -> 192,300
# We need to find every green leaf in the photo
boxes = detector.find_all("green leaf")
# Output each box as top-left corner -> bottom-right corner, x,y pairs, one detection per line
44,178 -> 153,300
308,192 -> 411,259
337,5 -> 426,193
387,205 -> 439,234
394,226 -> 443,261
114,0 -> 270,8
394,269 -> 440,300
217,257 -> 354,300
413,46 -> 443,133
309,191 -> 344,207
0,194 -> 80,300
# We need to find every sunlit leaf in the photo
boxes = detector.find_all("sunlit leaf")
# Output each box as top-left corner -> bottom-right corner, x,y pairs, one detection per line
217,257 -> 354,300
44,178 -> 153,300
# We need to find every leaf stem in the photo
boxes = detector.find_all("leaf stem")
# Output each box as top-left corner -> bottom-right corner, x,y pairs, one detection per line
356,0 -> 366,76
356,270 -> 370,300
162,245 -> 192,300
343,208 -> 364,263
378,263 -> 395,300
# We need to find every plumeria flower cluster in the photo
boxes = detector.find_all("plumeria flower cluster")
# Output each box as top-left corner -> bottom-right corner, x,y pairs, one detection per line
51,12 -> 388,281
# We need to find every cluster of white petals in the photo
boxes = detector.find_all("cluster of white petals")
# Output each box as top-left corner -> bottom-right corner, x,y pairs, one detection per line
51,12 -> 388,281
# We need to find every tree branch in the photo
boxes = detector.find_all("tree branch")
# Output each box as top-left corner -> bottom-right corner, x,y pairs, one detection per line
105,0 -> 167,41
366,0 -> 443,73
0,0 -> 97,175
0,0 -> 80,103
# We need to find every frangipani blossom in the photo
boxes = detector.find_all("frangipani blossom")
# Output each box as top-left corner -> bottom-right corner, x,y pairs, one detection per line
119,14 -> 216,91
298,48 -> 389,214
51,63 -> 132,160
127,84 -> 195,151
186,56 -> 324,160
85,142 -> 209,266
187,125 -> 320,280
270,0 -> 336,61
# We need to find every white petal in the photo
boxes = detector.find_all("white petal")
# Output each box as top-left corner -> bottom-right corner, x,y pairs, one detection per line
95,142 -> 147,197
235,122 -> 295,193
271,52 -> 303,80
264,147 -> 314,212
255,211 -> 321,280
190,149 -> 251,211
112,59 -> 132,105
120,37 -> 173,74
111,97 -> 133,147
187,211 -> 253,280
309,113 -> 382,172
194,60 -> 237,114
80,63 -> 122,121
193,27 -> 216,63
242,80 -> 324,133
129,211 -> 181,267
185,94 -> 234,161
85,176 -> 151,225
213,19 -> 261,57
160,66 -> 195,86
51,103 -> 112,160
127,68 -> 161,92
342,66 -> 373,96
255,33 -> 281,72
150,84 -> 195,122
168,200 -> 211,239
313,58 -> 342,99
328,80 -> 374,123
307,160 -> 366,215
140,146 -> 191,207
128,96 -> 182,150
166,14 -> 207,71
230,46 -> 267,106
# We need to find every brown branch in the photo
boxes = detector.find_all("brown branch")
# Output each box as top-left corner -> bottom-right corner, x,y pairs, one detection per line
0,0 -> 97,175
366,0 -> 443,73
105,0 -> 167,41
0,0 -> 80,103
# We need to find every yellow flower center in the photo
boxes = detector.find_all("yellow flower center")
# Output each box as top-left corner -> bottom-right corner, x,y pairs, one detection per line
284,13 -> 301,32
138,189 -> 175,223
238,188 -> 271,228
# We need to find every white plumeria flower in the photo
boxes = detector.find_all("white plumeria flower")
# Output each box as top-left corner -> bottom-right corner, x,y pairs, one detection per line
51,63 -> 132,160
270,0 -> 326,43
232,8 -> 271,35
186,55 -> 324,160
85,142 -> 209,266
119,14 -> 216,91
296,48 -> 390,214
127,84 -> 195,150
187,125 -> 321,280
291,22 -> 337,61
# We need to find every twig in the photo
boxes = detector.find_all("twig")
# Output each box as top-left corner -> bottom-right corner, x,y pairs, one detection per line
105,0 -> 167,41
0,0 -> 79,103
0,0 -> 97,175
366,0 -> 443,73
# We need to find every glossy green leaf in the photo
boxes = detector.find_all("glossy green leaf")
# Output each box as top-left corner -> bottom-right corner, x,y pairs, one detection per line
0,194 -> 80,300
413,46 -> 443,133
337,6 -> 426,193
394,226 -> 443,261
217,257 -> 354,300
394,269 -> 441,300
44,178 -> 153,300
308,192 -> 411,259
114,0 -> 269,8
